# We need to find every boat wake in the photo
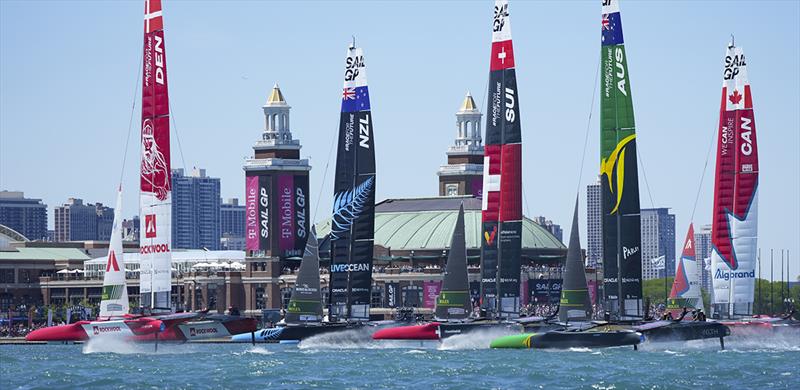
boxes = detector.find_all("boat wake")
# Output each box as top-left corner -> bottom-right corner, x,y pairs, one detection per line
439,328 -> 518,350
234,346 -> 273,355
298,328 -> 389,350
82,335 -> 180,354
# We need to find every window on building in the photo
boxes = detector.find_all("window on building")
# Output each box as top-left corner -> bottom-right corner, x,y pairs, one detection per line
401,285 -> 422,308
371,284 -> 383,307
446,184 -> 459,197
255,287 -> 267,310
0,269 -> 14,283
281,287 -> 292,309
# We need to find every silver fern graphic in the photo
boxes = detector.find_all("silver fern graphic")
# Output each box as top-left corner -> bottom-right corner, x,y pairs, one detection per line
331,176 -> 374,240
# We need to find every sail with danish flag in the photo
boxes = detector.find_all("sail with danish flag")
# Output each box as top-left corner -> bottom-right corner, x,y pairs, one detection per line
480,0 -> 523,317
139,0 -> 173,311
710,41 -> 759,316
667,224 -> 704,314
599,0 -> 643,319
99,188 -> 130,318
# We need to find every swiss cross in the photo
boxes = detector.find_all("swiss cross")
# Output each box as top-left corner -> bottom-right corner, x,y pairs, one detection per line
145,1 -> 162,33
481,156 -> 501,211
498,47 -> 507,64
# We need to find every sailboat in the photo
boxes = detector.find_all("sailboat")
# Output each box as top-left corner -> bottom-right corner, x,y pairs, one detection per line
27,0 -> 256,342
597,0 -> 643,321
328,41 -> 377,323
666,224 -> 704,315
491,198 -> 643,349
480,0 -> 523,319
373,204 -> 521,341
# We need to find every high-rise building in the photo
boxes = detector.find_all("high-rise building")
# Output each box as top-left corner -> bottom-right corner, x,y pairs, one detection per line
171,168 -> 221,250
640,208 -> 676,280
533,216 -> 563,243
437,92 -> 484,197
54,198 -> 114,241
586,180 -> 602,268
220,198 -> 245,250
0,191 -> 48,240
122,216 -> 140,242
694,224 -> 713,292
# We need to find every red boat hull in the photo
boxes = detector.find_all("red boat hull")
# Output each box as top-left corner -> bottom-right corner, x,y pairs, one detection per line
372,322 -> 441,340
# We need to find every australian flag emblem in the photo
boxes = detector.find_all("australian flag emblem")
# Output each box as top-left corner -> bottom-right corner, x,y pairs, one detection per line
601,12 -> 624,46
341,86 -> 370,112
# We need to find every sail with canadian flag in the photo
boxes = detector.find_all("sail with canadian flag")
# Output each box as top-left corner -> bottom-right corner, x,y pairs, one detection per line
710,41 -> 759,316
139,0 -> 173,310
99,188 -> 130,318
667,224 -> 704,314
480,0 -> 522,317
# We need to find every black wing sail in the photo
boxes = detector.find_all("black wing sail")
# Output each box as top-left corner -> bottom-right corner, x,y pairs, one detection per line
329,45 -> 376,321
435,204 -> 472,320
286,227 -> 323,324
558,198 -> 592,322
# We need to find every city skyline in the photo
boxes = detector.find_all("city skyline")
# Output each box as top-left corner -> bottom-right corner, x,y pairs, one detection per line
1,1 -> 798,280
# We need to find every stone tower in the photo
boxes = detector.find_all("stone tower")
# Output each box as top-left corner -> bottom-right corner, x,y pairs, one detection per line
437,92 -> 484,196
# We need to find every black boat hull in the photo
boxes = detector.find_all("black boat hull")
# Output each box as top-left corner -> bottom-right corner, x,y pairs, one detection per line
529,330 -> 643,349
636,321 -> 730,342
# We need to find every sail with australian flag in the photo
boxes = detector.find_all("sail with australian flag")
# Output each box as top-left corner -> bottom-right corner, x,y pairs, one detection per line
599,0 -> 643,319
480,0 -> 523,318
139,0 -> 173,311
328,43 -> 376,321
710,41 -> 759,317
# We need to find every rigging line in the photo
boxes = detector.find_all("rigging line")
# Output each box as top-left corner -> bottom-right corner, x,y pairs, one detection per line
119,51 -> 143,187
689,123 -> 717,222
576,55 -> 602,197
313,123 -> 338,222
169,101 -> 188,171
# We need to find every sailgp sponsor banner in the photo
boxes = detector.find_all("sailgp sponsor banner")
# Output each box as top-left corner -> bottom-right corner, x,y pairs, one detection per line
258,175 -> 272,251
277,174 -> 295,253
292,175 -> 309,257
245,176 -> 259,251
178,321 -> 231,340
81,320 -> 134,338
497,221 -> 521,300
588,279 -> 598,306
423,281 -> 442,309
520,279 -> 529,305
385,282 -> 398,308
530,279 -> 562,303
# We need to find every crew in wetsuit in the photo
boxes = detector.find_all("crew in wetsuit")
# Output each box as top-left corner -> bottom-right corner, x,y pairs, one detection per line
694,309 -> 707,321
674,307 -> 689,322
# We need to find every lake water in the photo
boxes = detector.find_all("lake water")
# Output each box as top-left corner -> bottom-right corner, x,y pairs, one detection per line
1,329 -> 798,389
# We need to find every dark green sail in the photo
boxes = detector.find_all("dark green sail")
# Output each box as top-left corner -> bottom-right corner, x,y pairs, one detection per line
286,226 -> 323,324
558,198 -> 592,322
599,0 -> 643,318
435,204 -> 471,320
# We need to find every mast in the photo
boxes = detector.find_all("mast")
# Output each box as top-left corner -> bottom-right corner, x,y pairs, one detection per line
329,43 -> 376,322
99,188 -> 129,319
480,0 -> 523,319
139,0 -> 173,312
709,39 -> 759,318
558,197 -> 592,323
434,204 -> 472,321
599,0 -> 643,320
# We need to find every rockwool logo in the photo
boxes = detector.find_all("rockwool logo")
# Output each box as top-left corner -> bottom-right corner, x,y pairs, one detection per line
145,214 -> 157,238
93,325 -> 122,335
189,327 -> 218,337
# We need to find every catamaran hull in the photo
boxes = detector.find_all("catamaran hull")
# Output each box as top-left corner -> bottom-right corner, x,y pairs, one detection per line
372,321 -> 523,341
491,330 -> 643,349
637,322 -> 730,342
232,323 -> 358,342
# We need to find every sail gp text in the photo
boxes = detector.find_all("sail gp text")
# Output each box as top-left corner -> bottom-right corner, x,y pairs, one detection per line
715,269 -> 755,281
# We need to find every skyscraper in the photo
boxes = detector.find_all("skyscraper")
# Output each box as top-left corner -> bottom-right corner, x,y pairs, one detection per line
694,224 -> 713,292
54,198 -> 114,241
0,191 -> 47,240
586,180 -> 602,268
640,208 -> 676,280
171,168 -> 221,250
437,92 -> 484,197
220,198 -> 245,250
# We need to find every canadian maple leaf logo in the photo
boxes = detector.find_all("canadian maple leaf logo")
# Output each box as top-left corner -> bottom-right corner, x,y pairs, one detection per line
728,89 -> 742,105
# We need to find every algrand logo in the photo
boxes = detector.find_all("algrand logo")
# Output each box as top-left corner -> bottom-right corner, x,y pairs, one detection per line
715,268 -> 755,282
600,134 -> 636,214
93,325 -> 122,335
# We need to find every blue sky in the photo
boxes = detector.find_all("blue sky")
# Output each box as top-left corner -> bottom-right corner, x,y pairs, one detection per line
1,1 -> 798,280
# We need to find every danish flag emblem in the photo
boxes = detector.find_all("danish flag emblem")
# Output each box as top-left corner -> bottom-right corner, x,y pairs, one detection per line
145,214 -> 157,238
